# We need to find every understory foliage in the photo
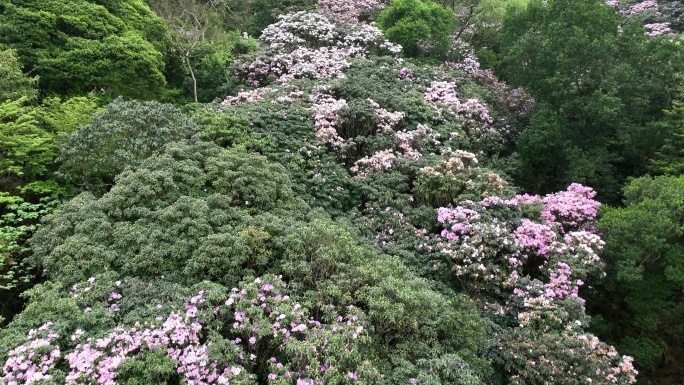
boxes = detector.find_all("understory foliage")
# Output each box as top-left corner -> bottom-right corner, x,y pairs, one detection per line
2,0 -> 680,383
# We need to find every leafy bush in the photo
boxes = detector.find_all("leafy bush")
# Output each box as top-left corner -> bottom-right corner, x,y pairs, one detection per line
58,98 -> 198,192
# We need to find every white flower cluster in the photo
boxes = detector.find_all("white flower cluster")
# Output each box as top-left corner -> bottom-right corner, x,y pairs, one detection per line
220,88 -> 277,107
342,24 -> 402,57
350,149 -> 397,178
260,11 -> 339,51
644,22 -> 672,36
273,47 -> 352,83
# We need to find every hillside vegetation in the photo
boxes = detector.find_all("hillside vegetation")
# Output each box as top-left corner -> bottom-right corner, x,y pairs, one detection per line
1,0 -> 682,384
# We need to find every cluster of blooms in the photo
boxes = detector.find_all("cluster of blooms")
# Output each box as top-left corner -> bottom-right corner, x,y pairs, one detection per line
562,231 -> 605,271
233,12 -> 401,88
220,88 -> 277,107
367,99 -> 405,133
317,0 -> 383,23
445,39 -> 481,75
2,276 -> 380,385
645,22 -> 672,35
512,219 -> 560,261
425,177 -> 638,382
424,82 -> 493,124
309,86 -> 348,148
2,323 -> 61,385
260,12 -> 339,51
342,24 -> 403,56
423,80 -> 501,151
499,328 -> 638,385
395,124 -> 439,159
620,0 -> 658,15
350,150 -> 397,178
441,62 -> 535,118
424,81 -> 459,105
539,183 -> 601,233
434,203 -> 516,282
272,47 -> 352,83
420,150 -> 479,176
231,57 -> 279,87
398,67 -> 414,81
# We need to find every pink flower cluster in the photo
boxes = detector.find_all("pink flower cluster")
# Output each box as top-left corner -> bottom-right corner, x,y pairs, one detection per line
539,183 -> 601,233
2,276 -> 379,385
2,323 -> 61,385
645,22 -> 672,36
620,0 -> 658,15
309,86 -> 348,148
424,81 -> 459,105
513,219 -> 559,261
367,99 -> 405,132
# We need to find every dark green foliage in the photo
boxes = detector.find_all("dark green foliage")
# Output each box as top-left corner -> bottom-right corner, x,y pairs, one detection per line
651,92 -> 684,176
58,98 -> 198,192
36,140 -> 305,286
0,0 -> 168,98
498,0 -> 684,200
248,0 -> 317,36
592,175 -> 684,376
376,0 -> 457,59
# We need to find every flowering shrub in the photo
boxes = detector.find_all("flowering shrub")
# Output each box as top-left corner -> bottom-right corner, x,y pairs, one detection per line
1,275 -> 382,384
2,323 -> 61,385
260,12 -> 339,51
422,180 -> 638,383
416,150 -> 514,206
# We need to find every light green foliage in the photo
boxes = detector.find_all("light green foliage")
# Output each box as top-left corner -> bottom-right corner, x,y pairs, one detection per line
39,95 -> 102,134
594,175 -> 684,372
58,98 -> 198,192
0,46 -> 38,102
377,0 -> 457,58
0,0 -> 168,98
0,97 -> 66,198
0,197 -> 59,323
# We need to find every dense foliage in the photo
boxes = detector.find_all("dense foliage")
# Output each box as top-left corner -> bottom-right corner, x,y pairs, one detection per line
0,0 -> 168,98
1,0 -> 683,383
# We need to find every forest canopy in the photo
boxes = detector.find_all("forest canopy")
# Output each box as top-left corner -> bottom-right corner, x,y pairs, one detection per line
1,0 -> 683,384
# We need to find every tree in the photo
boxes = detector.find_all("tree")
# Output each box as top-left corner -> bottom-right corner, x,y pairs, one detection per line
497,0 -> 684,201
651,92 -> 684,176
592,175 -> 684,378
376,0 -> 457,59
149,0 -> 229,102
0,45 -> 38,102
0,0 -> 168,98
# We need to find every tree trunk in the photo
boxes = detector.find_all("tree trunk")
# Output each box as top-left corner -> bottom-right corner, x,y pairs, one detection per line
185,53 -> 198,103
